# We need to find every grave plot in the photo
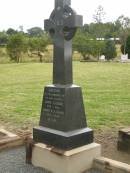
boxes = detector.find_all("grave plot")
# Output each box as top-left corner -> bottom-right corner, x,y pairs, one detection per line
0,0 -> 130,173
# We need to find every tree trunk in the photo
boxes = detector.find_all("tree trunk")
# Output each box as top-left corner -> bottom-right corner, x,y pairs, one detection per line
39,55 -> 43,63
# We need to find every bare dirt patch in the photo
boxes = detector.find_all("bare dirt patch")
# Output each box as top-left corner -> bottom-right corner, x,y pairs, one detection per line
95,128 -> 130,165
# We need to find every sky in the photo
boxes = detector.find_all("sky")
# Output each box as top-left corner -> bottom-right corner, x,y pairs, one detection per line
0,0 -> 130,31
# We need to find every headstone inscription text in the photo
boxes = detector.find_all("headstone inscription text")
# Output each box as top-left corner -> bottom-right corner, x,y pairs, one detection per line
43,88 -> 65,123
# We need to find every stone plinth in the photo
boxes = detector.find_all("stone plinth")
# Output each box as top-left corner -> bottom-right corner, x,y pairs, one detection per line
31,143 -> 101,173
118,127 -> 130,152
33,85 -> 93,150
33,126 -> 93,150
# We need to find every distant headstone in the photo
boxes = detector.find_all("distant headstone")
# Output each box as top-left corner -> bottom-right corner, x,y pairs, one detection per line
121,54 -> 128,62
99,55 -> 105,61
33,0 -> 93,150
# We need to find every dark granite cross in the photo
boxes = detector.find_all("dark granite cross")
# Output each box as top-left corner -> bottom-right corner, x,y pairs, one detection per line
33,0 -> 93,150
44,0 -> 83,85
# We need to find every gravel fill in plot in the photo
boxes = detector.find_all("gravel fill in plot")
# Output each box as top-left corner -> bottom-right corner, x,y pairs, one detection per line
0,146 -> 102,173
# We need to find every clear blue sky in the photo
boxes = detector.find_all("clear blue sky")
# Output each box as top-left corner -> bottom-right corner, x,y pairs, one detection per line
0,0 -> 130,31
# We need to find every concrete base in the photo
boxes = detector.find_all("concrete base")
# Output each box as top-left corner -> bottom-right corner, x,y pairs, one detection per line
31,143 -> 101,173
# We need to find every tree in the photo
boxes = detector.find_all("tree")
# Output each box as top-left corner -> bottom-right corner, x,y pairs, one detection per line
27,27 -> 44,37
0,32 -> 8,45
6,28 -> 18,35
7,33 -> 27,63
91,6 -> 106,39
73,30 -> 105,60
103,40 -> 117,60
93,5 -> 105,23
92,40 -> 105,59
83,22 -> 119,39
73,31 -> 92,60
116,15 -> 130,54
124,35 -> 130,59
19,25 -> 24,32
28,35 -> 50,62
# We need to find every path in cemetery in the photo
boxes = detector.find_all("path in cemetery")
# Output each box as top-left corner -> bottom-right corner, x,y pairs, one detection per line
0,147 -> 102,173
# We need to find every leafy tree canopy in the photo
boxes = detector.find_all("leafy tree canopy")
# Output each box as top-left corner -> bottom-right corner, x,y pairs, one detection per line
124,35 -> 130,59
27,27 -> 44,37
103,40 -> 117,60
7,33 -> 28,62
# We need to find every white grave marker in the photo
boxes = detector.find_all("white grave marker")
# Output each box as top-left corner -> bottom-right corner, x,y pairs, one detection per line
121,54 -> 128,62
99,55 -> 105,61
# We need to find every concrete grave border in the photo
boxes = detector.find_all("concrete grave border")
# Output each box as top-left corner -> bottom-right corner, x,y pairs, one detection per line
0,129 -> 24,151
93,157 -> 130,173
118,127 -> 130,152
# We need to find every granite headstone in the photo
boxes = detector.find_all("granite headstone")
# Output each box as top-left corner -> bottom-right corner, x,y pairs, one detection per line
33,0 -> 93,150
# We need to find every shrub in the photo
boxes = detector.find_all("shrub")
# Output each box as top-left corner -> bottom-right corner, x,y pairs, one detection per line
7,33 -> 27,63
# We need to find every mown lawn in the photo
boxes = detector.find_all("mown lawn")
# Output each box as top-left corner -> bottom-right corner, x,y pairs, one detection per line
0,62 -> 130,130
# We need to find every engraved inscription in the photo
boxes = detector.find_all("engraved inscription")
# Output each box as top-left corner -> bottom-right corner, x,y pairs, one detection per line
43,88 -> 65,123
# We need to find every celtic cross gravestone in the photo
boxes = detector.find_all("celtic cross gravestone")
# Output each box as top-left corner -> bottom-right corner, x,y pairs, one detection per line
33,0 -> 93,150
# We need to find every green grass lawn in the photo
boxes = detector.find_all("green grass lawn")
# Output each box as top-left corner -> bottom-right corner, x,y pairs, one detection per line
0,62 -> 130,130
